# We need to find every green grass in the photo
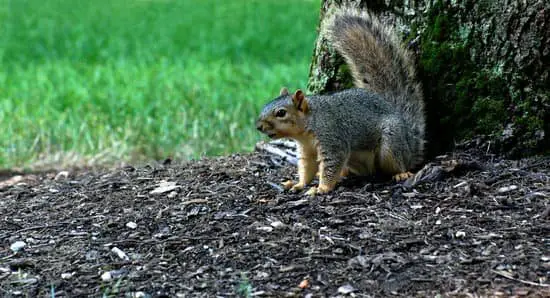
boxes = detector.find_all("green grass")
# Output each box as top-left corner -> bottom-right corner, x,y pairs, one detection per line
0,0 -> 320,169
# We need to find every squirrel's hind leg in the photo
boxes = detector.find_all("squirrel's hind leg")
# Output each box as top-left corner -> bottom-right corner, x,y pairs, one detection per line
378,149 -> 412,181
347,150 -> 376,176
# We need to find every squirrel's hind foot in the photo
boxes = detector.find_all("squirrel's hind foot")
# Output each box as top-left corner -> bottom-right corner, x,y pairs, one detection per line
393,171 -> 413,182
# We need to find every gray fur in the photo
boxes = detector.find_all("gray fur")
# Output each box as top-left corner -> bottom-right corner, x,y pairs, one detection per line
259,95 -> 291,120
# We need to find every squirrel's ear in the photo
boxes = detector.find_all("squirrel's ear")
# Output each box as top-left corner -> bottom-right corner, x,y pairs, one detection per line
292,89 -> 309,113
279,87 -> 289,96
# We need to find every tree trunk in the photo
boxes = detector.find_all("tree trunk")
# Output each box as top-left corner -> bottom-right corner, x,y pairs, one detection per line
307,0 -> 549,158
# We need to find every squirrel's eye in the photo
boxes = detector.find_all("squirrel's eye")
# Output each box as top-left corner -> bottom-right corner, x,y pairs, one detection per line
275,109 -> 287,118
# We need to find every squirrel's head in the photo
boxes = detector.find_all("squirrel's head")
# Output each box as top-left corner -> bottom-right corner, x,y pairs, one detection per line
256,87 -> 310,139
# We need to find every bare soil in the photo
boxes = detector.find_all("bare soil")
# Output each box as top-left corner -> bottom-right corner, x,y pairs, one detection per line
0,144 -> 549,297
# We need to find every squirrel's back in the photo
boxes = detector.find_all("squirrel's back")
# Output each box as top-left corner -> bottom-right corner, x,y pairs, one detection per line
306,88 -> 395,150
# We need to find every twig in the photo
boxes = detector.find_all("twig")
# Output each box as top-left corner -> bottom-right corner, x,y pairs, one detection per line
0,253 -> 16,261
491,270 -> 550,287
310,254 -> 349,261
0,223 -> 69,239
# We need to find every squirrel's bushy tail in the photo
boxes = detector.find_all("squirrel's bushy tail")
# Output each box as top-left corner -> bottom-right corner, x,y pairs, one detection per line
323,6 -> 425,164
322,6 -> 424,124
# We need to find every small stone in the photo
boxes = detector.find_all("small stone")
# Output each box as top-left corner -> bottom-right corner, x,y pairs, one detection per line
270,221 -> 285,228
150,181 -> 179,194
126,222 -> 138,229
25,237 -> 37,244
495,264 -> 507,270
61,272 -> 74,279
256,226 -> 273,232
338,284 -> 356,294
54,171 -> 70,181
111,247 -> 130,261
498,185 -> 518,193
10,241 -> 26,253
402,192 -> 416,198
101,271 -> 112,281
256,271 -> 270,279
100,269 -> 128,282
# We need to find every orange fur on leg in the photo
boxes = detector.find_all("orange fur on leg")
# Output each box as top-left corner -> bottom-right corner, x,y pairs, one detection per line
285,136 -> 318,193
306,158 -> 341,196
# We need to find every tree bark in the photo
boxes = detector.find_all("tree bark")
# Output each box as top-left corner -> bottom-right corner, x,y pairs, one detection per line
307,0 -> 549,158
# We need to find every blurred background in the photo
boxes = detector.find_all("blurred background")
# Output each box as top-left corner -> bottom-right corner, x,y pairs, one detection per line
0,0 -> 320,170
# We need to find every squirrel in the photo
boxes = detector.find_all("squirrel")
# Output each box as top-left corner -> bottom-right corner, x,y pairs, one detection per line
256,6 -> 425,196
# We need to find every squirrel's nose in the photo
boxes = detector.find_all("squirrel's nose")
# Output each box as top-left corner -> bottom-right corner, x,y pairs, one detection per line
256,120 -> 264,132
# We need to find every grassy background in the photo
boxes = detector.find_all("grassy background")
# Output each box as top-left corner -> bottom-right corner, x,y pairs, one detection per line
0,0 -> 320,169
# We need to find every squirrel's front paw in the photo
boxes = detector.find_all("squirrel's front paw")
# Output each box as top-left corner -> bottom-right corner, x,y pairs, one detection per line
305,184 -> 333,196
290,182 -> 306,192
282,180 -> 295,190
282,180 -> 306,192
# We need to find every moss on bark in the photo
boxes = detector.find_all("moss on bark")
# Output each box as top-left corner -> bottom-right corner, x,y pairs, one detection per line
415,0 -> 548,157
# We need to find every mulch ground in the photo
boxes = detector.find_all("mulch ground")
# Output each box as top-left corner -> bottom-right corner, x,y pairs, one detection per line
0,143 -> 549,297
